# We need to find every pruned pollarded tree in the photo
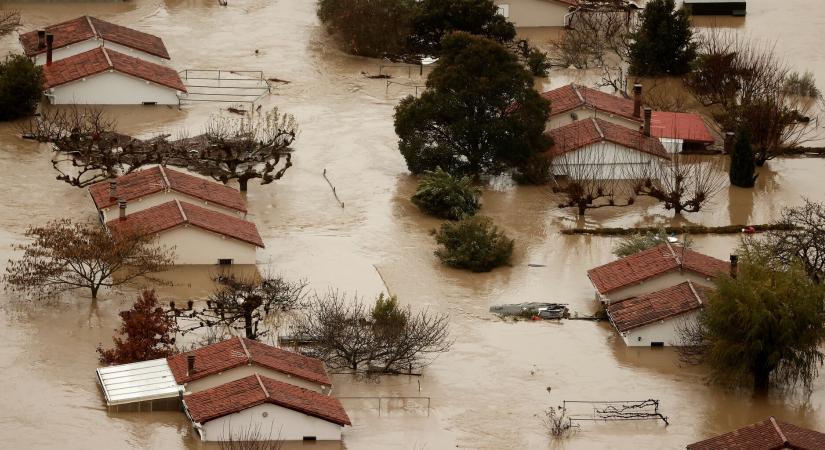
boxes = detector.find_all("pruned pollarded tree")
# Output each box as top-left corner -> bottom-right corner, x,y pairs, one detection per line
292,292 -> 451,374
170,274 -> 308,340
549,143 -> 635,216
97,290 -> 177,365
628,153 -> 725,215
687,30 -> 822,165
178,108 -> 297,192
3,219 -> 174,299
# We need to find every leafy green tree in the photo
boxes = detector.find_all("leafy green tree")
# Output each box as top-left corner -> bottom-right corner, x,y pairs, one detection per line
395,32 -> 550,178
0,54 -> 42,121
434,215 -> 514,272
412,168 -> 481,220
628,0 -> 696,76
729,129 -> 757,188
682,241 -> 825,392
409,0 -> 516,56
317,0 -> 416,58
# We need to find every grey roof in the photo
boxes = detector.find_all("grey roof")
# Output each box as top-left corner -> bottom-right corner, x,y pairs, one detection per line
96,358 -> 184,406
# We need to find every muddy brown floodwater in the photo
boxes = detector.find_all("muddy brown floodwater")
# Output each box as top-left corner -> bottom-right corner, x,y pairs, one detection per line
1,0 -> 824,449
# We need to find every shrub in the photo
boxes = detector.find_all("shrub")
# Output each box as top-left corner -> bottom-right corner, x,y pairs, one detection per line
317,0 -> 415,58
0,54 -> 42,121
434,215 -> 514,272
412,168 -> 481,220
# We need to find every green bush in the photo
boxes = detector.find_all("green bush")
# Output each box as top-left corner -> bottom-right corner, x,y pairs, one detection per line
434,215 -> 514,272
0,54 -> 42,121
412,168 -> 481,220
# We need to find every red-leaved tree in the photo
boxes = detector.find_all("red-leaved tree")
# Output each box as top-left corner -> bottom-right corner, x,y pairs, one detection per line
97,290 -> 177,365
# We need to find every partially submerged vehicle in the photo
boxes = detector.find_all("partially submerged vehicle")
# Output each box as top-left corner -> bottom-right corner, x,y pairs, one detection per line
490,302 -> 569,320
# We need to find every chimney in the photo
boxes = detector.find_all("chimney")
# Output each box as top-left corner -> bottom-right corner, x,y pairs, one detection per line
37,30 -> 46,50
45,33 -> 54,66
724,132 -> 735,154
643,107 -> 652,137
730,254 -> 738,279
187,354 -> 196,376
108,181 -> 117,200
633,84 -> 642,118
118,200 -> 127,220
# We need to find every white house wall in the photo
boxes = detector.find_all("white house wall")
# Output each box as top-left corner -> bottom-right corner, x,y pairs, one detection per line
198,403 -> 342,441
598,271 -> 717,303
47,71 -> 181,105
547,107 -> 642,131
185,366 -> 326,394
100,191 -> 243,222
154,225 -> 258,265
551,141 -> 659,180
493,0 -> 571,27
33,39 -> 167,65
618,310 -> 701,347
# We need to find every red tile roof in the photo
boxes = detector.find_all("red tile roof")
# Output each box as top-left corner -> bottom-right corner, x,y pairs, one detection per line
542,84 -> 641,123
687,417 -> 825,450
650,112 -> 715,144
89,166 -> 246,213
20,16 -> 170,59
167,337 -> 331,387
183,374 -> 351,426
106,200 -> 265,247
607,281 -> 707,332
546,117 -> 669,159
587,243 -> 730,295
42,47 -> 186,92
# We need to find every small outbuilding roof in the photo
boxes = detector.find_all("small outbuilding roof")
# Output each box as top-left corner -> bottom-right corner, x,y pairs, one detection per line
20,16 -> 170,59
106,199 -> 265,248
183,374 -> 351,426
42,47 -> 186,92
89,166 -> 246,213
546,117 -> 669,159
96,358 -> 184,406
542,84 -> 642,123
587,243 -> 730,295
607,281 -> 707,332
687,417 -> 825,450
650,112 -> 715,144
167,337 -> 332,387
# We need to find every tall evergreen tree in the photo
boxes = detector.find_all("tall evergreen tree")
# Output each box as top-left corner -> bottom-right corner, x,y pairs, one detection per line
408,0 -> 516,56
729,129 -> 757,188
394,32 -> 550,178
628,0 -> 696,76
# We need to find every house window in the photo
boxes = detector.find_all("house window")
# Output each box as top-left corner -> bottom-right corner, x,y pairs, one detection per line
650,342 -> 664,347
303,436 -> 317,441
218,258 -> 233,265
142,101 -> 157,106
496,4 -> 509,17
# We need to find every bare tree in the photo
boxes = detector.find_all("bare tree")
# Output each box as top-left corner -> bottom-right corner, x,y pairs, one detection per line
541,406 -> 576,439
171,274 -> 308,340
0,10 -> 20,37
549,144 -> 636,216
179,108 -> 297,191
687,30 -> 822,165
218,422 -> 283,450
629,153 -> 725,215
291,292 -> 452,374
3,219 -> 174,299
768,198 -> 825,283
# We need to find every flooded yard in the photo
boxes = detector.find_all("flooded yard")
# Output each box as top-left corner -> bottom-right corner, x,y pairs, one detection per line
0,0 -> 823,448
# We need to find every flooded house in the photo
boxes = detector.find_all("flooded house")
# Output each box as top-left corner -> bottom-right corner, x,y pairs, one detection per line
40,47 -> 186,105
686,417 -> 825,450
545,116 -> 669,180
89,166 -> 247,223
606,281 -> 708,347
542,84 -> 715,152
19,16 -> 171,66
105,199 -> 264,265
586,242 -> 731,303
182,374 -> 351,442
494,0 -> 577,27
167,337 -> 333,394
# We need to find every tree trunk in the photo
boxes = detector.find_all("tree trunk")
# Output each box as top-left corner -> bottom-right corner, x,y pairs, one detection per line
753,368 -> 771,393
243,302 -> 254,339
238,177 -> 249,192
90,285 -> 99,299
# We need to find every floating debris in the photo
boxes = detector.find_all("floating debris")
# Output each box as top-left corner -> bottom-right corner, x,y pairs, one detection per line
490,302 -> 569,320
